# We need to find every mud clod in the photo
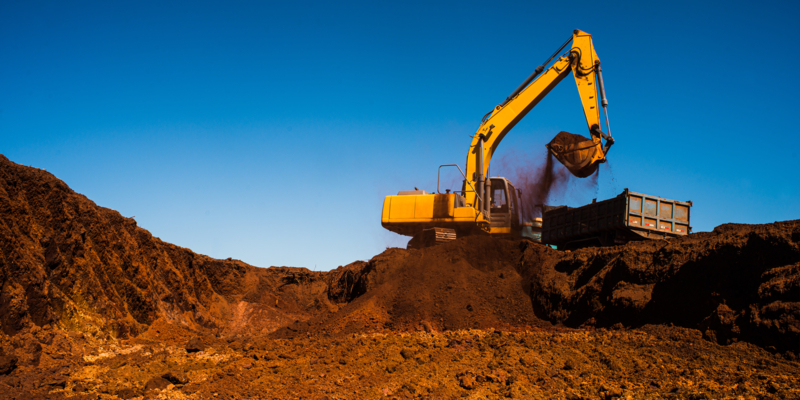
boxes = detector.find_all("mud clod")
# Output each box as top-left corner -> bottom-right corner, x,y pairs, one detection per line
162,371 -> 189,385
0,354 -> 17,375
185,337 -> 207,353
145,375 -> 171,391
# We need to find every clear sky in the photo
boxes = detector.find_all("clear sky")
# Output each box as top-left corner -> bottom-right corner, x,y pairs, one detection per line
2,0 -> 799,270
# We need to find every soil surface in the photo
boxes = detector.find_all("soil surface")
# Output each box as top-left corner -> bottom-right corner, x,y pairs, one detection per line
1,154 -> 800,399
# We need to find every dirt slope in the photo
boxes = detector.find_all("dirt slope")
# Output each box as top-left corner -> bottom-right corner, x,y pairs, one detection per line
0,155 -> 333,338
520,220 -> 800,352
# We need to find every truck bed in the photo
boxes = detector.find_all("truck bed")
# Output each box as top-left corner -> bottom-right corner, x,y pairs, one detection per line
542,189 -> 692,248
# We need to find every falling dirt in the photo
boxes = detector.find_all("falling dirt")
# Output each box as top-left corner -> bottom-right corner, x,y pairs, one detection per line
1,154 -> 800,399
502,130 -> 604,220
510,152 -> 571,220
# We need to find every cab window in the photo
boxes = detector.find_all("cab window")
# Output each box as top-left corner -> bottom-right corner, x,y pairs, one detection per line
491,180 -> 508,212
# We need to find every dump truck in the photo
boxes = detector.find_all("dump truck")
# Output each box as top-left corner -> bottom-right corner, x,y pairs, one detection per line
541,189 -> 692,249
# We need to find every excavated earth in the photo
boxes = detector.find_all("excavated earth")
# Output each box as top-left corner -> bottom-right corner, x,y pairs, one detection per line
1,154 -> 799,399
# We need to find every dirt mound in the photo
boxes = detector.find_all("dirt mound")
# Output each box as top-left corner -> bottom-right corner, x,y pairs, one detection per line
0,155 -> 334,338
276,236 -> 547,337
520,220 -> 800,351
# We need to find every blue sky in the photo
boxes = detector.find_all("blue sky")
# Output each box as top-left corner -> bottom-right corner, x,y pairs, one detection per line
2,1 -> 799,270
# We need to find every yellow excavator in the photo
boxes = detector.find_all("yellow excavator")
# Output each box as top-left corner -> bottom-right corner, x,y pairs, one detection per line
381,29 -> 615,248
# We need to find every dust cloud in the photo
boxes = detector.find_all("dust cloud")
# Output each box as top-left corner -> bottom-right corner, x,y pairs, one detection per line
498,149 -> 600,221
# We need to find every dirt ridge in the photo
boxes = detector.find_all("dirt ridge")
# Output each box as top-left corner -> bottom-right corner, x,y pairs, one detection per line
0,155 -> 332,339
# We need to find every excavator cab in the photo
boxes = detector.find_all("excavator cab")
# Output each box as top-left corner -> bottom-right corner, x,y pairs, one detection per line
488,178 -> 521,235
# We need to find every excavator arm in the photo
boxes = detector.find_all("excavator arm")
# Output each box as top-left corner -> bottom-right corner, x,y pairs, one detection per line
464,29 -> 614,218
380,29 -> 615,242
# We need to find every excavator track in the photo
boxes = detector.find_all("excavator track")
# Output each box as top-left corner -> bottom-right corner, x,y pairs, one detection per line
406,227 -> 457,249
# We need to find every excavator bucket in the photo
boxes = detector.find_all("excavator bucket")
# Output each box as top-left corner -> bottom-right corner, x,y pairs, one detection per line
546,131 -> 606,178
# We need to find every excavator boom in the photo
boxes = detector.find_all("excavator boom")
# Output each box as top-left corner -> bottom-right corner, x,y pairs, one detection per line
466,29 -> 613,220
